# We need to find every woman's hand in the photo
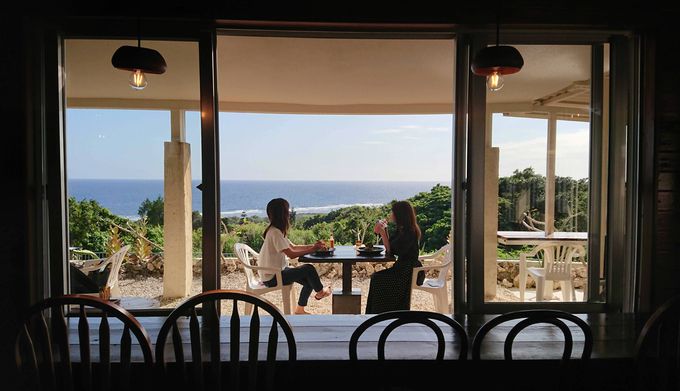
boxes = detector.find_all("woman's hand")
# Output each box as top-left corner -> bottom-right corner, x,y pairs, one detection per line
374,219 -> 387,234
313,240 -> 327,251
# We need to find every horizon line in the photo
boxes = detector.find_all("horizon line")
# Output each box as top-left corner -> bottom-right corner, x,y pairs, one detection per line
68,178 -> 452,183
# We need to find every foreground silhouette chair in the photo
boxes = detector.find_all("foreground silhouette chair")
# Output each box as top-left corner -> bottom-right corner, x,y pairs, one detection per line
350,310 -> 468,360
234,243 -> 296,315
155,290 -> 296,391
349,310 -> 467,391
472,309 -> 593,360
14,294 -> 153,391
634,295 -> 680,391
472,310 -> 592,391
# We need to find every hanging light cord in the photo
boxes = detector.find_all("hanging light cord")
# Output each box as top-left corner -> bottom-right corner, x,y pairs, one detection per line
495,14 -> 500,47
137,17 -> 141,48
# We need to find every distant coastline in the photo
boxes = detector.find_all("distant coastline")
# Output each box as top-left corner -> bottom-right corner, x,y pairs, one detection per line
68,179 -> 448,218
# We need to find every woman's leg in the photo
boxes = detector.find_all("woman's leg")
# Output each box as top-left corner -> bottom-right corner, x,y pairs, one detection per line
279,264 -> 325,307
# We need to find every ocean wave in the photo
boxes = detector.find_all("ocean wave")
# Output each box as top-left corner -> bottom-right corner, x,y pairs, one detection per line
115,203 -> 385,219
220,203 -> 384,217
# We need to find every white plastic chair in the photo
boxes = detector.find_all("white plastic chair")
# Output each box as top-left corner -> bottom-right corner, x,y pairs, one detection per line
234,243 -> 296,315
410,244 -> 452,313
519,243 -> 586,302
75,245 -> 130,297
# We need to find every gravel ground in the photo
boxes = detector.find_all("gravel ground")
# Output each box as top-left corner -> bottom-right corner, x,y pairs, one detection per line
118,269 -> 584,313
119,270 -> 449,314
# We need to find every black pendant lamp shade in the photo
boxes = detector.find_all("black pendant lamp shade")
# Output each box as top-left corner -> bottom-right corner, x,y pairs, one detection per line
471,45 -> 524,76
111,45 -> 167,74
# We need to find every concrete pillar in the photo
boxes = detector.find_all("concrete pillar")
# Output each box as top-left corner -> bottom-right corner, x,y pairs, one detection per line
545,114 -> 557,235
163,110 -> 192,298
484,147 -> 500,300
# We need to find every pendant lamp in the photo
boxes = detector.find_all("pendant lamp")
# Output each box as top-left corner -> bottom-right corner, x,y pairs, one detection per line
111,20 -> 167,90
470,19 -> 523,92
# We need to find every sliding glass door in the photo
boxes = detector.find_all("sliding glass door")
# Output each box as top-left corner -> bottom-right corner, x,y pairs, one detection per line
457,33 -> 637,313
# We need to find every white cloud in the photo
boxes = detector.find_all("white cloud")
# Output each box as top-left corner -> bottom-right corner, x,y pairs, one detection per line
495,129 -> 590,179
372,125 -> 450,135
426,126 -> 449,132
362,140 -> 386,145
373,128 -> 406,134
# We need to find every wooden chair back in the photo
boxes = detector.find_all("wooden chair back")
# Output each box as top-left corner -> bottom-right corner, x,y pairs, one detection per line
472,309 -> 593,360
634,295 -> 680,390
155,290 -> 296,391
14,295 -> 153,391
349,310 -> 468,361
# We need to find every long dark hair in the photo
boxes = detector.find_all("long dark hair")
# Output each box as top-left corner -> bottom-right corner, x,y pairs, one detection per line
391,200 -> 421,240
264,198 -> 290,237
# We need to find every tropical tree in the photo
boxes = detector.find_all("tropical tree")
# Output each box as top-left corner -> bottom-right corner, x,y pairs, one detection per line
138,196 -> 164,226
409,184 -> 452,252
68,197 -> 128,253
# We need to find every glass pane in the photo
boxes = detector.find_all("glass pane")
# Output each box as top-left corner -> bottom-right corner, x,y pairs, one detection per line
483,44 -> 602,303
216,35 -> 455,314
64,39 -> 201,309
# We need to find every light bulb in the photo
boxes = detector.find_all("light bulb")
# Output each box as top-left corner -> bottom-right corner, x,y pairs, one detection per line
486,72 -> 504,92
129,69 -> 148,90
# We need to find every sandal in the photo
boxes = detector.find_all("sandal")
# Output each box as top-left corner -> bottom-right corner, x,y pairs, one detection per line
314,286 -> 332,300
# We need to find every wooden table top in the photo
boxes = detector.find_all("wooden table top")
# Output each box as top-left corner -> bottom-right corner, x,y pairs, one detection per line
65,312 -> 642,362
497,231 -> 589,245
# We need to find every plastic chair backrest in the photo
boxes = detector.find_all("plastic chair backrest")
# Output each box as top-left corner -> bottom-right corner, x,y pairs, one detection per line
530,243 -> 584,278
432,244 -> 452,285
106,245 -> 130,295
234,243 -> 260,286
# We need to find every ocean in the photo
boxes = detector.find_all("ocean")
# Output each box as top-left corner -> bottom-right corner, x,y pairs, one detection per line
68,179 -> 447,219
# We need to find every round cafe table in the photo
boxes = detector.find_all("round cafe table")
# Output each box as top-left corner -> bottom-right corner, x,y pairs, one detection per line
298,245 -> 395,314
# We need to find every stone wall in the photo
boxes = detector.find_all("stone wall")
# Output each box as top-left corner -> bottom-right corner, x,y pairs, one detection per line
497,261 -> 587,290
120,256 -> 587,293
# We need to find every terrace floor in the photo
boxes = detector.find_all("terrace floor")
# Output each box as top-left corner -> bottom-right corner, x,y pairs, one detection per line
117,273 -> 587,311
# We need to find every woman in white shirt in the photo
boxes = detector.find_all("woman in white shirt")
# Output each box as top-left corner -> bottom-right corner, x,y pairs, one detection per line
260,198 -> 332,314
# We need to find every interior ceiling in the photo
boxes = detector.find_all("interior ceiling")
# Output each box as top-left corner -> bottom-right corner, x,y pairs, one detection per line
64,37 -> 606,114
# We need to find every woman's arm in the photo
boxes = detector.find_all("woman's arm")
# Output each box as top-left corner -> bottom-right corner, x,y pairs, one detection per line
289,244 -> 315,252
282,245 -> 320,259
374,220 -> 391,253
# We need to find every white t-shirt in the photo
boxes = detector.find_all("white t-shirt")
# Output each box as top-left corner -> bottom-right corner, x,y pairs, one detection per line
258,227 -> 293,282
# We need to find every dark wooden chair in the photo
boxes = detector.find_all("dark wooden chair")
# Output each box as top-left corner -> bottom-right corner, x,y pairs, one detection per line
472,310 -> 592,391
349,310 -> 468,360
14,294 -> 153,391
472,309 -> 593,360
349,311 -> 467,391
634,295 -> 680,391
155,289 -> 296,391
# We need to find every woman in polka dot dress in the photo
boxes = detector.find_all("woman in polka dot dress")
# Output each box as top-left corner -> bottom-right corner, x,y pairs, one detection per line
365,200 -> 425,314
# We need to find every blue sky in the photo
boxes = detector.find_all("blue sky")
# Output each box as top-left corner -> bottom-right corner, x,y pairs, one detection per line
491,114 -> 590,178
66,109 -> 589,181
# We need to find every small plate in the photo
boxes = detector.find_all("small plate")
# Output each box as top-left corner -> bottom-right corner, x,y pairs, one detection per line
357,246 -> 384,256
